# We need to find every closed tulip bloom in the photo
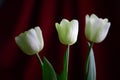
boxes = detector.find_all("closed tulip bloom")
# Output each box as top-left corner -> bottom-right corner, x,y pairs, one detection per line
55,19 -> 79,45
85,14 -> 111,43
15,26 -> 44,55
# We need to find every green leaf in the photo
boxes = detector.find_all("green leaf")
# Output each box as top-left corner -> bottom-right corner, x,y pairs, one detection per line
57,46 -> 69,80
42,57 -> 57,80
88,48 -> 96,80
85,44 -> 96,80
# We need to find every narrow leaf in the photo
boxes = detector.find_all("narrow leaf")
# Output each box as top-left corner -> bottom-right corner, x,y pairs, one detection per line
85,43 -> 96,80
87,48 -> 96,80
42,57 -> 57,80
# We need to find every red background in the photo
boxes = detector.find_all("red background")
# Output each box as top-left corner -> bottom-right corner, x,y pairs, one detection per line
0,0 -> 120,80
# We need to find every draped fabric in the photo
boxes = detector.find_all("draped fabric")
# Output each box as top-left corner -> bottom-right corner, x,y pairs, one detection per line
0,0 -> 120,80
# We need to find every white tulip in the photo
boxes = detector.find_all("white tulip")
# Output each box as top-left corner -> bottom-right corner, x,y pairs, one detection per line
55,19 -> 79,45
15,26 -> 44,55
85,14 -> 111,43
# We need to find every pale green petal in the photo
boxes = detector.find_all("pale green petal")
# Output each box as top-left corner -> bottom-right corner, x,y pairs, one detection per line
90,14 -> 98,27
86,15 -> 90,26
55,23 -> 60,32
55,22 -> 66,44
85,14 -> 99,42
34,26 -> 44,52
103,18 -> 108,23
15,26 -> 44,55
15,33 -> 35,55
89,14 -> 99,41
67,20 -> 79,45
92,19 -> 103,41
26,29 -> 40,54
60,19 -> 69,28
85,15 -> 92,41
95,22 -> 111,43
60,19 -> 70,45
90,14 -> 98,20
93,19 -> 110,43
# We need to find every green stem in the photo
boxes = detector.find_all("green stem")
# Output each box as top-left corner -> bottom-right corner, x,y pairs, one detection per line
62,45 -> 70,80
84,42 -> 94,80
36,53 -> 43,66
66,45 -> 70,78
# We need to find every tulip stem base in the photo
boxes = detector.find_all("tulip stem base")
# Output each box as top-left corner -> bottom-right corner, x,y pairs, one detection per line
84,42 -> 94,80
36,53 -> 43,66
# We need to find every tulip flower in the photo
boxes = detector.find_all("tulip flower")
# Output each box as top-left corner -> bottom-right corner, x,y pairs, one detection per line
85,14 -> 111,43
55,19 -> 79,45
55,19 -> 79,80
15,26 -> 44,55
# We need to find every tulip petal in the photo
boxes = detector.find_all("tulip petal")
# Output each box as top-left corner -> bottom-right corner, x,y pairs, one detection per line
86,15 -> 90,26
15,33 -> 35,55
35,26 -> 44,52
67,20 -> 79,45
26,29 -> 40,54
15,26 -> 44,55
60,19 -> 69,28
55,23 -> 60,33
56,20 -> 70,45
85,15 -> 92,41
60,19 -> 70,42
92,19 -> 103,42
88,14 -> 100,41
96,22 -> 111,42
55,23 -> 65,44
90,14 -> 98,26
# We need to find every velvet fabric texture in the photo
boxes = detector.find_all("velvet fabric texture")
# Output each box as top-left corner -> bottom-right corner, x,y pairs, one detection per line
0,0 -> 119,80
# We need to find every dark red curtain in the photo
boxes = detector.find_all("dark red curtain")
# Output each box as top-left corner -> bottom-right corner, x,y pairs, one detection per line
0,0 -> 120,80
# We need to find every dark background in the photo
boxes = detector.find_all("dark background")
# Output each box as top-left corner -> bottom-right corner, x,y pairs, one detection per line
0,0 -> 120,80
